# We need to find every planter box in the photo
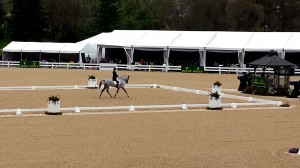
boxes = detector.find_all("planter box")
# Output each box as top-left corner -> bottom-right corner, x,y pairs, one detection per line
212,84 -> 222,94
208,96 -> 222,108
88,79 -> 97,88
47,100 -> 61,114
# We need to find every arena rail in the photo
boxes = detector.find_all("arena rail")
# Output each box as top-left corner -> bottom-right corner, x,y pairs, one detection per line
0,83 -> 284,115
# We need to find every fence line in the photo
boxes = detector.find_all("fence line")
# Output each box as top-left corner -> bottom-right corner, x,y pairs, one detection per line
1,61 -> 299,75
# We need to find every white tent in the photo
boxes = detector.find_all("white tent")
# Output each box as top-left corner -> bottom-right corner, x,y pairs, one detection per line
133,30 -> 181,50
2,41 -> 96,62
205,32 -> 254,66
169,31 -> 217,66
206,32 -> 254,51
244,32 -> 293,52
97,30 -> 148,63
41,43 -> 70,53
21,42 -> 49,52
99,30 -> 146,48
77,32 -> 111,45
3,41 -> 30,52
132,30 -> 182,66
284,32 -> 300,52
77,32 -> 111,62
169,31 -> 216,50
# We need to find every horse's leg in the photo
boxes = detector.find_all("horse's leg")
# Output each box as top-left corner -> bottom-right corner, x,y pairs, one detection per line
113,88 -> 120,98
99,86 -> 106,98
106,87 -> 113,98
121,87 -> 129,97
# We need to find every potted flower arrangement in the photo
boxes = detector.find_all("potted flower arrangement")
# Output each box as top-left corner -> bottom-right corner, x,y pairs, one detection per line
87,75 -> 97,88
212,81 -> 222,94
208,91 -> 222,110
45,95 -> 62,115
213,81 -> 222,87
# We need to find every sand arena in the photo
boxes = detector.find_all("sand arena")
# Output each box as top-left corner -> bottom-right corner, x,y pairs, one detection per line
0,68 -> 299,167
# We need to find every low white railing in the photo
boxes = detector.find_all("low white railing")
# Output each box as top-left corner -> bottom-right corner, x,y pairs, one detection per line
0,61 -> 299,75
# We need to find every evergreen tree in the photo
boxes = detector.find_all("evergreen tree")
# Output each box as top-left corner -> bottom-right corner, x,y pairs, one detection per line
95,0 -> 121,32
0,0 -> 5,38
9,0 -> 46,41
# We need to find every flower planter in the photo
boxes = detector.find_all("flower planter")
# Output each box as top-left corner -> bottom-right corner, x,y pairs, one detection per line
87,78 -> 97,88
212,84 -> 222,94
208,96 -> 222,109
46,100 -> 61,115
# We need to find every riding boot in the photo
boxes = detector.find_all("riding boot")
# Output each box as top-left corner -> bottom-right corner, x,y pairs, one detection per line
116,81 -> 119,88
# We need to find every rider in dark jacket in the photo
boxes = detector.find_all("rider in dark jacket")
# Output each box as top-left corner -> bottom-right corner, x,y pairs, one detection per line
112,67 -> 119,88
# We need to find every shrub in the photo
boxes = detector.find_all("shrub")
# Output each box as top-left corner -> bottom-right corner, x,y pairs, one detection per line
48,95 -> 60,102
88,75 -> 96,79
243,86 -> 254,94
213,81 -> 222,86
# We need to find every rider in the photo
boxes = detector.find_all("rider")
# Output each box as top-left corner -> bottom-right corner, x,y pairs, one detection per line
112,67 -> 119,88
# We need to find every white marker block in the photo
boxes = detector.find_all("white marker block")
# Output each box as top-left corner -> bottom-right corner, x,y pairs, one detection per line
129,105 -> 135,111
75,107 -> 80,113
74,85 -> 78,89
16,108 -> 22,115
277,101 -> 283,106
231,103 -> 237,108
181,104 -> 187,110
32,86 -> 36,90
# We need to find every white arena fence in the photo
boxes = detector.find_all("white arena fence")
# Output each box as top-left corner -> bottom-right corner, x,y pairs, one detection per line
1,61 -> 299,75
0,83 -> 283,115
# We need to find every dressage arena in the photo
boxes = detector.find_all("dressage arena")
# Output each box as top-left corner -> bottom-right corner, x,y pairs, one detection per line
0,68 -> 300,167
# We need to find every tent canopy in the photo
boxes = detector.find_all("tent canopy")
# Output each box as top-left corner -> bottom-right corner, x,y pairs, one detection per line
169,31 -> 216,51
60,43 -> 96,53
206,32 -> 254,51
99,30 -> 147,48
41,43 -> 70,53
77,32 -> 111,45
283,32 -> 300,52
244,32 -> 293,52
3,41 -> 30,52
133,30 -> 181,50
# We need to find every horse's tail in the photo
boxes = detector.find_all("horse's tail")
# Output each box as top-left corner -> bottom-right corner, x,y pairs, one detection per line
98,80 -> 104,90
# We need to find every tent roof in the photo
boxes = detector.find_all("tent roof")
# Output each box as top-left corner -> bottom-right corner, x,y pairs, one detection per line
60,43 -> 96,53
283,32 -> 300,52
41,43 -> 70,53
248,51 -> 294,66
133,30 -> 181,50
169,31 -> 216,50
206,32 -> 254,51
99,30 -> 147,48
77,32 -> 111,44
3,41 -> 30,52
244,32 -> 292,51
21,42 -> 49,52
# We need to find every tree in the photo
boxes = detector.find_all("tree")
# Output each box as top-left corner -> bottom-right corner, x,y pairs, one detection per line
120,0 -> 163,30
0,0 -> 6,38
225,0 -> 264,31
95,0 -> 121,32
9,0 -> 46,41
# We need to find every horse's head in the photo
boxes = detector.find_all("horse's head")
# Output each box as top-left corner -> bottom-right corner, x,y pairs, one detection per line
120,75 -> 130,84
